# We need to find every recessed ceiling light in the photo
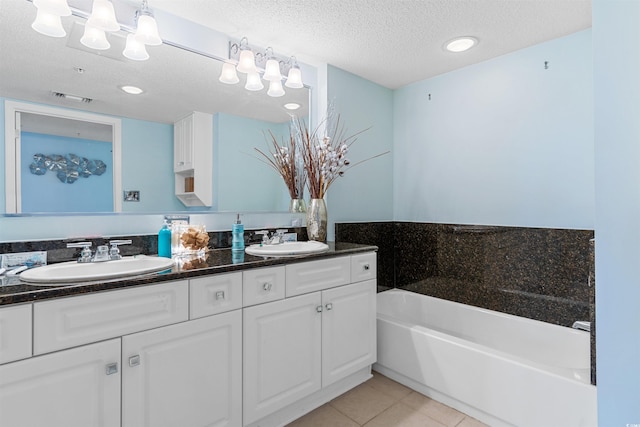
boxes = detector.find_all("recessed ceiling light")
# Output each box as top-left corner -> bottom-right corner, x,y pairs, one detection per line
284,103 -> 300,110
445,37 -> 478,53
120,85 -> 144,95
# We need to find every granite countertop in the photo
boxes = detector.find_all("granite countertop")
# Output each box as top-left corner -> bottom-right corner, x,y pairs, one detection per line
0,242 -> 377,306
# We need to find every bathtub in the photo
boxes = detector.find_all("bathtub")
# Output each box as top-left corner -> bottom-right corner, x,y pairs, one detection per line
374,289 -> 597,427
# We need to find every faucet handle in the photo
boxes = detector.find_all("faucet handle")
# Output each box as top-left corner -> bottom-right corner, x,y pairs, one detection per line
255,230 -> 270,244
108,240 -> 132,260
67,242 -> 93,263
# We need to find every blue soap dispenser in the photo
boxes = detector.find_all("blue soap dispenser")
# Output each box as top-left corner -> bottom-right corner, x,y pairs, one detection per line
158,220 -> 172,258
232,214 -> 244,252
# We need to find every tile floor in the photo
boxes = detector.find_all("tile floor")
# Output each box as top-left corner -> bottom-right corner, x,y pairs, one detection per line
286,371 -> 488,427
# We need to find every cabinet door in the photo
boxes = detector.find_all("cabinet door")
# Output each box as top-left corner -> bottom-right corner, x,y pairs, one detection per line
0,339 -> 121,427
243,292 -> 322,425
322,280 -> 377,387
122,310 -> 242,427
174,114 -> 194,172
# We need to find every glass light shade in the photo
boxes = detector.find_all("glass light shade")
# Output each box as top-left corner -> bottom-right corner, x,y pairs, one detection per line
135,14 -> 162,46
285,65 -> 304,88
33,0 -> 71,16
263,59 -> 282,81
32,9 -> 66,37
267,80 -> 285,97
245,71 -> 264,91
86,0 -> 120,32
237,49 -> 257,74
81,24 -> 110,50
219,62 -> 240,84
123,34 -> 149,61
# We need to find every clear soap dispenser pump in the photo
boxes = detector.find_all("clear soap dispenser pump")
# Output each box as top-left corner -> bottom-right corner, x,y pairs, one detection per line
232,214 -> 244,252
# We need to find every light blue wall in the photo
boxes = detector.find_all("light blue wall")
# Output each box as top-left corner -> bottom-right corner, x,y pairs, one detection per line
215,113 -> 290,212
120,117 -> 182,212
21,132 -> 113,213
393,30 -> 594,229
326,65 -> 394,240
593,1 -> 640,425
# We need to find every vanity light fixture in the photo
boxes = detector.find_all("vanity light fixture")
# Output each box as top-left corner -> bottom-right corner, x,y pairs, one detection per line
80,24 -> 111,50
31,0 -> 71,37
219,62 -> 240,84
123,33 -> 149,61
444,36 -> 478,53
221,37 -> 305,97
134,0 -> 162,46
284,103 -> 301,110
32,8 -> 67,37
30,0 -> 162,62
120,85 -> 144,95
86,0 -> 120,33
267,80 -> 285,97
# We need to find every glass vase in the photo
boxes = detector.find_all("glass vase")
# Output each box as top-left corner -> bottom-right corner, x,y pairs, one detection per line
289,198 -> 307,213
306,198 -> 327,242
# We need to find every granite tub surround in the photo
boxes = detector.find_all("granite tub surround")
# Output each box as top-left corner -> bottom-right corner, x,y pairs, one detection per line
335,222 -> 395,291
0,241 -> 374,306
336,221 -> 594,328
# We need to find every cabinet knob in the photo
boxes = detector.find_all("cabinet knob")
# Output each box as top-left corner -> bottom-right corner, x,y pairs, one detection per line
129,355 -> 141,367
325,303 -> 333,311
263,282 -> 273,292
316,305 -> 323,313
105,362 -> 118,375
215,290 -> 225,300
363,264 -> 370,271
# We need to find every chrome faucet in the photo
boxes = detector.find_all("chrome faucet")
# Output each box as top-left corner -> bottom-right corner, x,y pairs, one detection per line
255,229 -> 288,245
67,240 -> 132,263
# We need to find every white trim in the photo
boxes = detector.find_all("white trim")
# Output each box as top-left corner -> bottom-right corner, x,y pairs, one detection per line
4,100 -> 122,213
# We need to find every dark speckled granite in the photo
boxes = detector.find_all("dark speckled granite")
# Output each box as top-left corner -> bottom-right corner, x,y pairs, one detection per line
335,221 -> 596,385
0,242 -> 375,305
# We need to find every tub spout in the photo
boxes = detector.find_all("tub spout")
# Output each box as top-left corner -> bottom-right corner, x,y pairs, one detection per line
572,321 -> 591,332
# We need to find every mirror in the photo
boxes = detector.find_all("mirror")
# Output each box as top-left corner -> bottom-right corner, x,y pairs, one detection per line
0,0 -> 310,214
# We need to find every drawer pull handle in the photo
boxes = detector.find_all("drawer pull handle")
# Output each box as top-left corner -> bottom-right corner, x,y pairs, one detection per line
325,303 -> 333,311
316,305 -> 323,313
215,290 -> 225,300
129,355 -> 141,367
263,282 -> 273,292
363,264 -> 370,271
105,363 -> 118,375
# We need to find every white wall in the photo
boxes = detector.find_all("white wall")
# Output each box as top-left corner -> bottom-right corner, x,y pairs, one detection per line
326,65 -> 394,240
593,1 -> 640,425
393,30 -> 594,229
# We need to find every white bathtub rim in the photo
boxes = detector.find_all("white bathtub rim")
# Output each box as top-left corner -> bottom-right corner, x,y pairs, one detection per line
377,313 -> 592,385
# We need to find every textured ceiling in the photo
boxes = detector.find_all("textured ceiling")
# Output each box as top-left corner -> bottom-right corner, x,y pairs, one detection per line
149,0 -> 592,89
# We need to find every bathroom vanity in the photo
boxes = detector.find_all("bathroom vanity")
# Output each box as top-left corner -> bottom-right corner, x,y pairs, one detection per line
0,243 -> 377,427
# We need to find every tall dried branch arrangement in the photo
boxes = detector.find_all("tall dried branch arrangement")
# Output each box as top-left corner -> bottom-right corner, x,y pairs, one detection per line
254,128 -> 306,199
293,114 -> 388,199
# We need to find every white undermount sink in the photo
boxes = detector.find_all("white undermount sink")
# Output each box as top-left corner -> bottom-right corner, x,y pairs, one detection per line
245,241 -> 329,257
19,255 -> 175,285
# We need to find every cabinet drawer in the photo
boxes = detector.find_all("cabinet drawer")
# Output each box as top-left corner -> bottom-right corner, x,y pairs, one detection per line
351,252 -> 377,283
243,266 -> 285,307
190,272 -> 242,319
34,281 -> 189,355
286,256 -> 351,297
0,304 -> 32,364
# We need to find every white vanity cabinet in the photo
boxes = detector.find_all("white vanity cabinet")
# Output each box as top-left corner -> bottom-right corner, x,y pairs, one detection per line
122,310 -> 242,427
0,338 -> 122,427
243,253 -> 377,426
0,250 -> 376,427
174,111 -> 213,207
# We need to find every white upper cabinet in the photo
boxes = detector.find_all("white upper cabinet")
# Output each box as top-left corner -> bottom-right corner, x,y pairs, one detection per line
174,111 -> 213,207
